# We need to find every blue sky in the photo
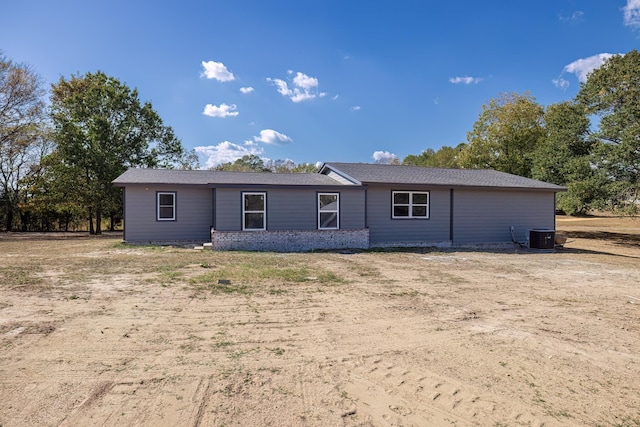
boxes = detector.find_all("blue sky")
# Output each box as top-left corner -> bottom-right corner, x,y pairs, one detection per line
2,1 -> 639,168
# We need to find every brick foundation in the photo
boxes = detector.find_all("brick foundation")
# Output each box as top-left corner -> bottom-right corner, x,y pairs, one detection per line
211,228 -> 370,252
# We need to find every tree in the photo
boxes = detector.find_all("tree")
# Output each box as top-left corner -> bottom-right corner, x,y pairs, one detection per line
268,159 -> 320,173
288,162 -> 320,173
531,101 -> 606,215
214,154 -> 270,172
459,92 -> 545,177
213,156 -> 321,173
0,52 -> 47,231
21,149 -> 86,231
402,144 -> 465,168
576,50 -> 640,213
48,71 -> 198,234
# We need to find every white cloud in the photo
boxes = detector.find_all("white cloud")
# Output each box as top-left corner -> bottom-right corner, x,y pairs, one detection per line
552,78 -> 570,90
194,141 -> 263,168
563,53 -> 617,83
252,129 -> 293,145
558,10 -> 584,22
201,60 -> 235,82
202,103 -> 239,118
267,71 -> 322,102
293,72 -> 318,90
624,0 -> 640,30
372,151 -> 398,164
449,76 -> 483,84
240,86 -> 254,94
350,105 -> 361,112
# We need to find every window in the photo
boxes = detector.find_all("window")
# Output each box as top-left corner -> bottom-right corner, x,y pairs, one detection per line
318,193 -> 339,230
157,192 -> 176,221
392,191 -> 429,219
243,192 -> 266,230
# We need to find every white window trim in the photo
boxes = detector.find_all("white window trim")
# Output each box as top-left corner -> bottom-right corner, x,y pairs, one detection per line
157,192 -> 176,221
242,192 -> 266,231
392,191 -> 429,219
318,192 -> 340,230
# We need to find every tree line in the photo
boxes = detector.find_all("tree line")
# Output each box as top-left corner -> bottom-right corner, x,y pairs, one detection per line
405,51 -> 640,215
1,50 -> 638,233
1,53 -> 197,233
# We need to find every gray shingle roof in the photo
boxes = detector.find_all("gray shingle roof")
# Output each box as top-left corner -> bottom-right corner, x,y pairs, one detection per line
113,163 -> 566,191
112,168 -> 346,186
323,162 -> 566,191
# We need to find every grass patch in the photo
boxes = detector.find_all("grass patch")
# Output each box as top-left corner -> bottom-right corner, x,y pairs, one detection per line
189,253 -> 344,287
158,265 -> 185,284
191,265 -> 311,284
206,282 -> 252,295
0,265 -> 44,289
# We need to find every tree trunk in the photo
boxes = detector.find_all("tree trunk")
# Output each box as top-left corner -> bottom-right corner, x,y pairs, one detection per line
20,211 -> 29,232
5,208 -> 13,232
110,210 -> 116,232
95,209 -> 102,235
88,208 -> 95,234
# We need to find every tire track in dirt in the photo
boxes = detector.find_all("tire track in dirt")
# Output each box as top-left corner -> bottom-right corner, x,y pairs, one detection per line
191,375 -> 214,427
59,381 -> 114,425
340,355 -> 571,426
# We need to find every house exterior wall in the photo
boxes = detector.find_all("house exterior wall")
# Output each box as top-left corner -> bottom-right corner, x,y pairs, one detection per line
122,184 -> 212,243
452,189 -> 555,245
119,181 -> 557,250
366,185 -> 451,246
213,187 -> 366,231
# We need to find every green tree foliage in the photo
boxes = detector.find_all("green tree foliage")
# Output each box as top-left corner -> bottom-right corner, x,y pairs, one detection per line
459,92 -> 545,177
268,159 -> 320,173
287,162 -> 320,173
576,50 -> 640,213
46,71 -> 198,234
531,101 -> 606,215
0,52 -> 48,231
402,144 -> 465,168
214,155 -> 320,173
214,155 -> 270,172
21,150 -> 86,231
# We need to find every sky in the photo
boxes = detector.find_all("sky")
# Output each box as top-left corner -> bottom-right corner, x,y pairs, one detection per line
2,1 -> 639,168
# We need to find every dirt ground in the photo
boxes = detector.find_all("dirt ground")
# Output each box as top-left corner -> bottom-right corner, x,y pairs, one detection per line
1,216 -> 639,426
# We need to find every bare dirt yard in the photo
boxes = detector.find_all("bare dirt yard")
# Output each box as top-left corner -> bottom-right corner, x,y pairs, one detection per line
1,216 -> 639,427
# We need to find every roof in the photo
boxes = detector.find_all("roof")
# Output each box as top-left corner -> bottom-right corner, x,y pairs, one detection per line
112,168 -> 347,187
322,162 -> 566,191
113,163 -> 567,192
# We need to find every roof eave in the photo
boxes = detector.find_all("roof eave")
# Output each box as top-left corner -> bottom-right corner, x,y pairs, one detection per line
358,181 -> 566,192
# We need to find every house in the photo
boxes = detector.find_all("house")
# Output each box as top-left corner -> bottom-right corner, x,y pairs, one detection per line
112,162 -> 566,251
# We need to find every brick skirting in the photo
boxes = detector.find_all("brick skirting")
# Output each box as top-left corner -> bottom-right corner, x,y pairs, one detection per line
211,228 -> 370,252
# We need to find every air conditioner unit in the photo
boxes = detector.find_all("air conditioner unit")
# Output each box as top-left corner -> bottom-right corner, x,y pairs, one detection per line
529,229 -> 555,249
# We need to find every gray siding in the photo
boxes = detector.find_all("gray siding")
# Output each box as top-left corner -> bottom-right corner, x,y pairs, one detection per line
123,184 -> 212,242
214,188 -> 242,231
339,188 -> 366,229
452,189 -> 555,244
213,187 -> 366,231
367,185 -> 451,245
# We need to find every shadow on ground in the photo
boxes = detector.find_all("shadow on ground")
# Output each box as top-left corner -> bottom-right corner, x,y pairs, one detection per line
562,230 -> 640,249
